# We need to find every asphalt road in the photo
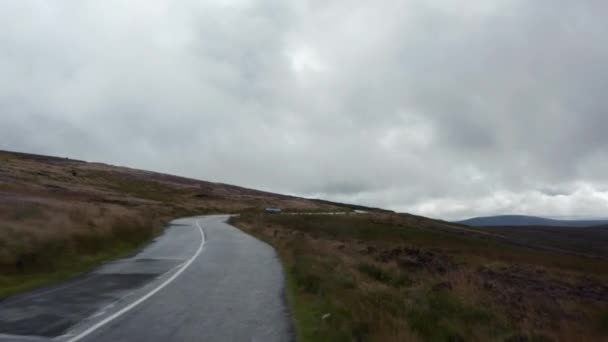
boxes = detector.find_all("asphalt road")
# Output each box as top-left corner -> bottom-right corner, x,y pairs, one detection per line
0,215 -> 292,342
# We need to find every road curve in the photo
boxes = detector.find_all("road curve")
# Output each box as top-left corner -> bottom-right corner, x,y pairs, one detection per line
0,215 -> 292,342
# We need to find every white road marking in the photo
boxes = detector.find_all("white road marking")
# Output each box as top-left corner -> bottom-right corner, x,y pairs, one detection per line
65,220 -> 207,342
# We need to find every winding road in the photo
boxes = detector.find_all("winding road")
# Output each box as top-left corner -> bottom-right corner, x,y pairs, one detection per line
0,215 -> 292,342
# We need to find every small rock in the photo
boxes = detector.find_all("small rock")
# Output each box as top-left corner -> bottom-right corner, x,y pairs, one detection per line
322,313 -> 331,320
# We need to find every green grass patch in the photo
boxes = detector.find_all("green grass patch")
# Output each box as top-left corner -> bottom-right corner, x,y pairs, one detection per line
12,205 -> 44,221
406,289 -> 507,341
357,263 -> 412,288
0,215 -> 167,299
0,240 -> 147,298
597,310 -> 608,334
0,230 -> 157,299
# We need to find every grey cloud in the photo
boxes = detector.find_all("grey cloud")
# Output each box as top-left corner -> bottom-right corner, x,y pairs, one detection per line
2,0 -> 608,220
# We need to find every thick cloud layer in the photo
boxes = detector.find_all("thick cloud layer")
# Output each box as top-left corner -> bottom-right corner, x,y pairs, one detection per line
2,1 -> 607,220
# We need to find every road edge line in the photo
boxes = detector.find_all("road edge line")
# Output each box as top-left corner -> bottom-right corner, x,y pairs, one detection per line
65,220 -> 207,342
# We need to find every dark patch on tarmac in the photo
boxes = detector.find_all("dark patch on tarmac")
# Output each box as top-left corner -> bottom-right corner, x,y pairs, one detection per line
0,274 -> 157,337
166,223 -> 191,227
96,258 -> 181,275
0,217 -> 292,342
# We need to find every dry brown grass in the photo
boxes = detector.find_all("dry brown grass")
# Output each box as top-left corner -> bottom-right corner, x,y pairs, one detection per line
231,213 -> 608,342
0,150 -> 342,297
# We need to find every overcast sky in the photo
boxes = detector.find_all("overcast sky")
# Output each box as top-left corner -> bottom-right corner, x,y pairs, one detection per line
2,1 -> 608,220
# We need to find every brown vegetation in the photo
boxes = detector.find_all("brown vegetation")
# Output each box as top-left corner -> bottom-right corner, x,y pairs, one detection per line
231,213 -> 608,342
4,149 -> 607,341
0,150 -> 340,297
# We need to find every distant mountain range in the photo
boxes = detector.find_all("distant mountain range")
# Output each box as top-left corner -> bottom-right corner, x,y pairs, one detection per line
456,215 -> 608,227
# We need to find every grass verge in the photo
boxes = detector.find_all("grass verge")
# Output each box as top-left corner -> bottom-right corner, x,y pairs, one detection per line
0,149 -> 342,300
0,205 -> 178,299
230,213 -> 608,341
0,235 -> 154,298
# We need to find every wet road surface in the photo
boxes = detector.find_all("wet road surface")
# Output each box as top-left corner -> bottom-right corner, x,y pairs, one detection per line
0,215 -> 292,342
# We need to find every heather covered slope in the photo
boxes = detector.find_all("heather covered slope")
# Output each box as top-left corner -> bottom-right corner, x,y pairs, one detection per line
473,225 -> 608,259
231,213 -> 608,341
3,149 -> 608,341
457,215 -> 608,227
0,150 -> 341,297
